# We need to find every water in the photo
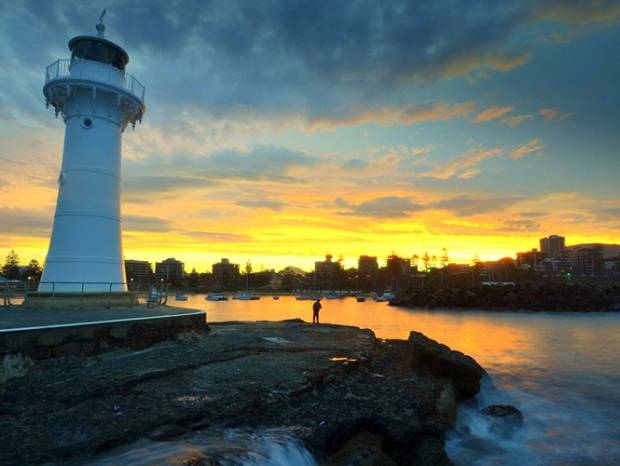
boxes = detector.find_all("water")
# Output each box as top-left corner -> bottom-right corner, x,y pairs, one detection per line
169,294 -> 620,465
88,428 -> 317,466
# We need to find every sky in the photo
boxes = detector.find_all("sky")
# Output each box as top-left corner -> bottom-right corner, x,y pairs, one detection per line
1,0 -> 619,272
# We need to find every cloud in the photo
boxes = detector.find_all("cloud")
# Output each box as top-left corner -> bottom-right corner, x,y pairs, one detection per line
474,106 -> 513,123
0,208 -> 52,237
125,145 -> 317,185
124,175 -> 212,195
537,0 -> 620,27
0,1 -> 561,129
236,199 -> 289,210
501,114 -> 533,126
309,102 -> 477,129
511,139 -> 544,159
539,108 -> 574,122
181,231 -> 253,242
416,147 -> 504,180
501,219 -> 541,232
123,214 -> 174,232
595,208 -> 620,221
337,196 -> 424,218
429,195 -> 525,216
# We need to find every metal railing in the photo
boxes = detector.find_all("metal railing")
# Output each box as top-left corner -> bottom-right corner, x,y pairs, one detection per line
2,280 -> 172,309
45,58 -> 146,102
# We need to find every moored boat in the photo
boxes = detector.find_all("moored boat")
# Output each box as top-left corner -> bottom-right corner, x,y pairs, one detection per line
206,294 -> 228,301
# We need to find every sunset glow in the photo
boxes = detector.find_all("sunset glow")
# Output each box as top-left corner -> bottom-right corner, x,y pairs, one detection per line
1,1 -> 619,271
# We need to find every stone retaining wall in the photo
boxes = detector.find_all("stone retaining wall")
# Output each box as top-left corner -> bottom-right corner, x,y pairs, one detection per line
0,312 -> 207,360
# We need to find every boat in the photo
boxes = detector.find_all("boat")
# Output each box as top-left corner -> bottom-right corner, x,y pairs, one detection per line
175,294 -> 188,301
234,292 -> 261,300
356,295 -> 366,302
374,295 -> 389,302
206,294 -> 228,301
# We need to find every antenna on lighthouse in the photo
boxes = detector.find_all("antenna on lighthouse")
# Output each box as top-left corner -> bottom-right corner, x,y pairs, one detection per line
96,9 -> 106,37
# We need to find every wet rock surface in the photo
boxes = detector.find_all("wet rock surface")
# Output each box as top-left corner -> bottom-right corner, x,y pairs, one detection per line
409,331 -> 487,399
0,320 -> 483,465
480,404 -> 523,438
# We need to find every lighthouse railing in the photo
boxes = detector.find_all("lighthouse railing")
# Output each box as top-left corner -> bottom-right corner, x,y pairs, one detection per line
45,58 -> 145,103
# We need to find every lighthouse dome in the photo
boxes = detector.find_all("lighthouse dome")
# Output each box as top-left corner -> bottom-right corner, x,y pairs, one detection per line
68,36 -> 129,71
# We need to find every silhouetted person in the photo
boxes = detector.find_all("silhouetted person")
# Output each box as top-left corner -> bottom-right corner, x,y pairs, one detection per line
312,299 -> 322,324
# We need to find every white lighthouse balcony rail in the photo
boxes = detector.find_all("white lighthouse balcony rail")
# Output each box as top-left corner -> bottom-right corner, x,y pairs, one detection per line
45,58 -> 145,103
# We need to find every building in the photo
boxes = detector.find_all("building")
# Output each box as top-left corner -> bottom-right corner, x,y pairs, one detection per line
314,254 -> 343,289
386,254 -> 412,276
124,260 -> 153,284
212,258 -> 240,289
39,14 -> 145,293
314,254 -> 342,279
155,258 -> 185,283
568,246 -> 603,276
516,249 -> 547,270
358,255 -> 379,275
539,235 -> 566,259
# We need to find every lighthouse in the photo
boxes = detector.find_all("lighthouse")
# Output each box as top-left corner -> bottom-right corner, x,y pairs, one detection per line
39,12 -> 145,293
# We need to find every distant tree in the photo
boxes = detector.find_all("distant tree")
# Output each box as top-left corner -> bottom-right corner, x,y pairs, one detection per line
411,254 -> 419,271
2,250 -> 20,279
422,252 -> 431,271
245,260 -> 252,289
23,259 -> 42,283
441,248 -> 449,268
431,254 -> 438,269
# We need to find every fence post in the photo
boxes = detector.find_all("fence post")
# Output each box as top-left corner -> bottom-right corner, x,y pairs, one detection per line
107,283 -> 113,309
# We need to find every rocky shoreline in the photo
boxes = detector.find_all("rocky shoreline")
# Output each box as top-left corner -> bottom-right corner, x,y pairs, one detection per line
0,319 -> 495,465
391,283 -> 620,312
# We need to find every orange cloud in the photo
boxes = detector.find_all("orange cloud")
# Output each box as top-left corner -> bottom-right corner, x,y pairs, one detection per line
511,139 -> 545,159
501,114 -> 533,126
308,101 -> 477,130
538,1 -> 620,27
474,106 -> 513,123
539,108 -> 574,122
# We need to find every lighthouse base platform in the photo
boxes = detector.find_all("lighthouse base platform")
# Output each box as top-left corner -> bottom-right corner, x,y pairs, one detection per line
0,306 -> 207,361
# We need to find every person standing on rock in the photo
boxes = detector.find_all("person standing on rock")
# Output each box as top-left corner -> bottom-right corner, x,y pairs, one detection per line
312,299 -> 322,324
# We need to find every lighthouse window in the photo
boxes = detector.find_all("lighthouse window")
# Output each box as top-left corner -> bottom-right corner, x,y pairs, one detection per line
82,117 -> 93,129
70,39 -> 128,70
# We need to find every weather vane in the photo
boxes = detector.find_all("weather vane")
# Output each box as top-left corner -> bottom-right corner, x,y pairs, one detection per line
96,9 -> 106,37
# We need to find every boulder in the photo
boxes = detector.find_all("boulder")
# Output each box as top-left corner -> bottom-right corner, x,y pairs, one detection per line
408,331 -> 486,399
328,431 -> 397,466
480,404 -> 523,438
0,354 -> 34,384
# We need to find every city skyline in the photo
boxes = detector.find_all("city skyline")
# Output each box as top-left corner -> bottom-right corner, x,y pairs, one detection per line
1,1 -> 620,272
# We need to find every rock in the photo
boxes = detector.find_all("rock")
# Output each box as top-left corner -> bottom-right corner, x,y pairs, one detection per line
0,354 -> 34,384
328,431 -> 398,466
436,383 -> 458,426
480,404 -> 523,437
409,331 -> 486,399
146,424 -> 186,440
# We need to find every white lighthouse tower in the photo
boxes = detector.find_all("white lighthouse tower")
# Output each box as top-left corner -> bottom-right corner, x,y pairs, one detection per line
39,12 -> 145,294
